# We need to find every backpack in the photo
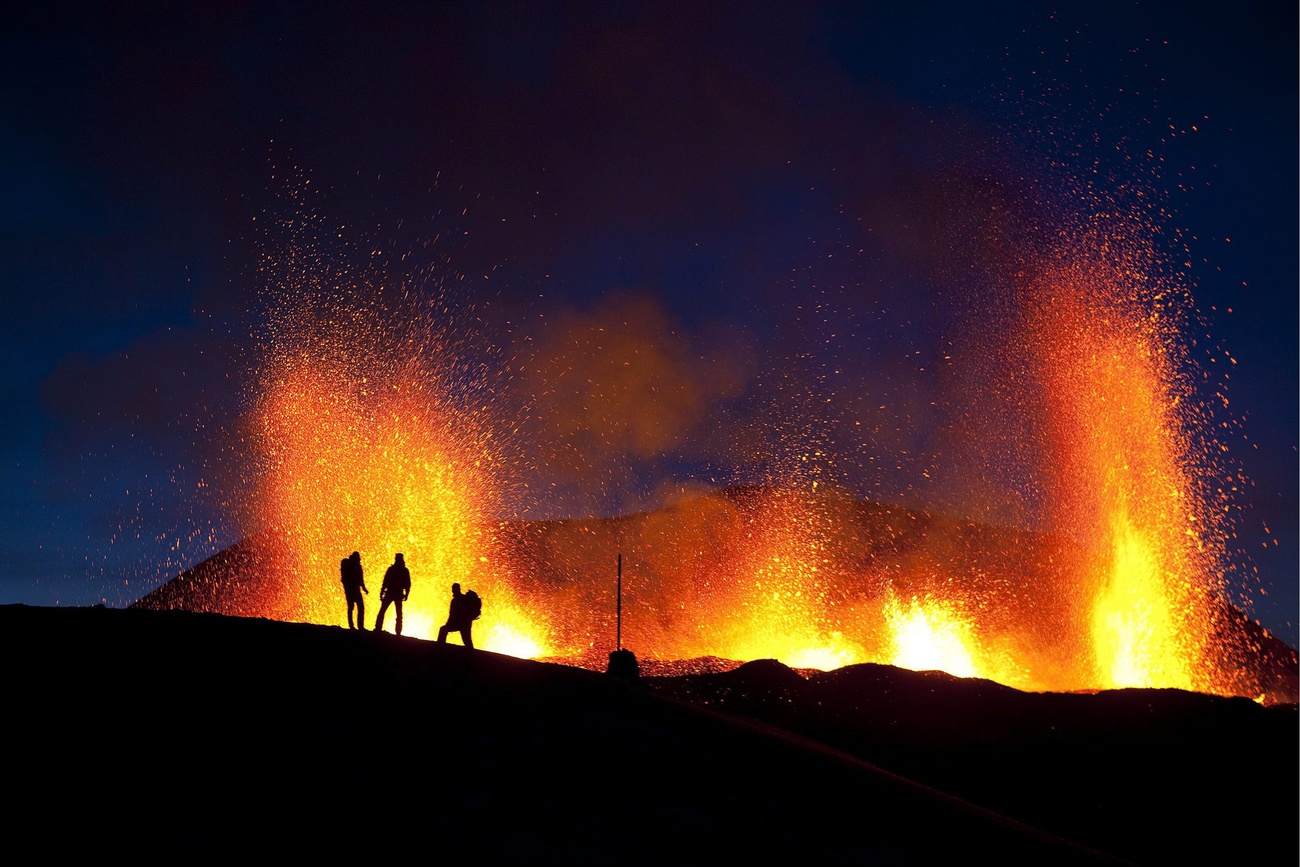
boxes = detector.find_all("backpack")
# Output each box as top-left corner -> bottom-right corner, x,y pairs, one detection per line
464,590 -> 482,620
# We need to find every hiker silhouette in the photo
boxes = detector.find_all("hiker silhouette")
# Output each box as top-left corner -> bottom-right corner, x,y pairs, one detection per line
340,551 -> 368,630
436,582 -> 479,649
373,553 -> 411,635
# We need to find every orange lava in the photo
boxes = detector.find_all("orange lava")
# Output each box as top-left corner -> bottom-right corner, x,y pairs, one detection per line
245,351 -> 552,656
886,594 -> 979,677
690,489 -> 866,670
1024,231 -> 1221,692
214,181 -> 1260,697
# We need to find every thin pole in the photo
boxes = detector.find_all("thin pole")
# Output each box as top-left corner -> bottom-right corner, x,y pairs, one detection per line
617,552 -> 623,651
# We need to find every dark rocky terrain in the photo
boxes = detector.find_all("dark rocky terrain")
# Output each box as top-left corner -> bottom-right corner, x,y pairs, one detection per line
5,604 -> 1294,863
650,659 -> 1298,865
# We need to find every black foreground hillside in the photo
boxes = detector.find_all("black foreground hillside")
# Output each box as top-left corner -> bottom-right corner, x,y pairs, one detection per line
651,659 -> 1298,865
5,605 -> 1293,863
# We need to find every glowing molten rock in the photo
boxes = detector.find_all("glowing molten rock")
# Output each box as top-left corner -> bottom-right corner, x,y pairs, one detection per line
242,355 -> 552,656
1023,244 -> 1220,694
136,213 -> 1293,701
886,595 -> 978,678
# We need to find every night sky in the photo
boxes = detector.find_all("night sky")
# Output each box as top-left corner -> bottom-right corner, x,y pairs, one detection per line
2,1 -> 1295,644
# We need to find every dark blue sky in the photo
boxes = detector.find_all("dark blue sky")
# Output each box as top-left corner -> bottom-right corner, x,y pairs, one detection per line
2,1 -> 1295,643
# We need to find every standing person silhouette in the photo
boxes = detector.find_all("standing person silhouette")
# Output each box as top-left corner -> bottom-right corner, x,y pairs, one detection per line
436,582 -> 479,649
373,553 -> 411,635
340,551 -> 368,630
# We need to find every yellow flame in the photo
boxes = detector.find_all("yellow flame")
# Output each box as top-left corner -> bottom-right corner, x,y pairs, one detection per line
699,494 -> 864,670
786,639 -> 860,671
886,595 -> 978,678
249,358 -> 553,658
1092,509 -> 1193,689
1025,242 -> 1218,693
483,621 -> 546,658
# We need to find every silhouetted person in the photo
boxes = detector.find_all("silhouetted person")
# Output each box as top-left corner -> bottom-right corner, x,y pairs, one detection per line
340,551 -> 368,630
373,553 -> 411,635
436,582 -> 480,649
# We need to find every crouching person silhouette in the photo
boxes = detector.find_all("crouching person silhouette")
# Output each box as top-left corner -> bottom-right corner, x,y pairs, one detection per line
341,551 -> 368,630
373,553 -> 411,635
436,582 -> 481,649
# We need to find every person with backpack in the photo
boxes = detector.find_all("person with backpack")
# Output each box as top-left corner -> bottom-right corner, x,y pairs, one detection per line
340,550 -> 368,630
373,553 -> 411,635
436,582 -> 480,649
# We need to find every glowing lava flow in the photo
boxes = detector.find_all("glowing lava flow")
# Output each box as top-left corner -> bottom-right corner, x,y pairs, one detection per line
246,354 -> 552,657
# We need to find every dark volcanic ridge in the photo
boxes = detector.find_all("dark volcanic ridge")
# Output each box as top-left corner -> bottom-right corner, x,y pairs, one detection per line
650,658 -> 1298,866
134,486 -> 1299,705
8,603 -> 1124,864
5,604 -> 1295,864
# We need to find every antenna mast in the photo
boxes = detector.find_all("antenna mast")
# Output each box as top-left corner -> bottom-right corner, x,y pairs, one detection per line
605,550 -> 638,680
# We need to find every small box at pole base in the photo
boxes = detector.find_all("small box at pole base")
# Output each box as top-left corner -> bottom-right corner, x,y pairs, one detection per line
607,648 -> 640,680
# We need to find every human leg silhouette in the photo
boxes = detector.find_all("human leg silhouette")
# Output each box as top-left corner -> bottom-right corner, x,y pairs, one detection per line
347,596 -> 365,630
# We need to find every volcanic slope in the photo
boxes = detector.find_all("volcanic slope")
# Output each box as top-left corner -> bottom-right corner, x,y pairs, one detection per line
134,486 -> 1298,703
651,659 -> 1299,866
4,604 -> 1113,863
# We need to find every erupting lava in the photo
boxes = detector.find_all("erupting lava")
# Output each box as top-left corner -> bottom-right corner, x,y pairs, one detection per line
141,176 -> 1291,704
886,595 -> 979,678
1024,231 -> 1222,693
245,348 -> 553,656
1092,506 -> 1199,689
701,491 -> 865,670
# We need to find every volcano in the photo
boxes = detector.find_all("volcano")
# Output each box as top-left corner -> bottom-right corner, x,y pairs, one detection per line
133,487 -> 1297,704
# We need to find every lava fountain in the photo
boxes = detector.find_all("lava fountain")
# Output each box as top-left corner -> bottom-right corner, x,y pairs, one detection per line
245,349 -> 551,656
1021,226 -> 1224,693
700,488 -> 865,670
139,175 -> 1290,700
227,187 -> 554,656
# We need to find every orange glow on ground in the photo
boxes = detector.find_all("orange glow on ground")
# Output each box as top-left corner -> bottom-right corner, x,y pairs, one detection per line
785,640 -> 860,672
